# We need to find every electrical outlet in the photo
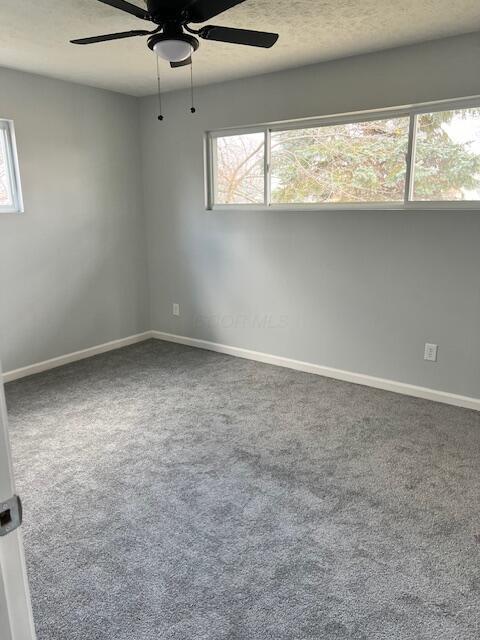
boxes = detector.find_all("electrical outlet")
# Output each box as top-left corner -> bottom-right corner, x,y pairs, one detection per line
424,343 -> 438,362
172,303 -> 180,317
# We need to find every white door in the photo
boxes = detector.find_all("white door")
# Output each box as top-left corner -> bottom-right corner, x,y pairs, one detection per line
0,360 -> 36,640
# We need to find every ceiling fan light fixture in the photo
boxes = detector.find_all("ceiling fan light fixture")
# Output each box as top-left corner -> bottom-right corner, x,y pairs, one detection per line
153,39 -> 193,62
148,33 -> 199,62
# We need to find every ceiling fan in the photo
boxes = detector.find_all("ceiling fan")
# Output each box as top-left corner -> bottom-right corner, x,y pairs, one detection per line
71,0 -> 279,68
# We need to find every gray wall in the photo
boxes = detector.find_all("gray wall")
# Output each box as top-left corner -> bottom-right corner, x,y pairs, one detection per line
0,67 -> 148,372
2,33 -> 479,398
140,32 -> 480,399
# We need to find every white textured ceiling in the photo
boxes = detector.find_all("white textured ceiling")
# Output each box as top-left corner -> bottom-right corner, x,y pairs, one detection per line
1,0 -> 480,96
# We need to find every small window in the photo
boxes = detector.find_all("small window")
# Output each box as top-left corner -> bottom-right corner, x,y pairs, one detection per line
271,117 -> 410,204
211,132 -> 265,205
412,108 -> 480,201
0,120 -> 23,213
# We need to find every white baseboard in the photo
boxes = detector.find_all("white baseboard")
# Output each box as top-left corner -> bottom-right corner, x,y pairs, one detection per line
3,329 -> 478,411
2,331 -> 153,383
151,330 -> 480,412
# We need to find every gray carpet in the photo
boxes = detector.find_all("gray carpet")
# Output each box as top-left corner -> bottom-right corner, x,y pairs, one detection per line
5,339 -> 480,640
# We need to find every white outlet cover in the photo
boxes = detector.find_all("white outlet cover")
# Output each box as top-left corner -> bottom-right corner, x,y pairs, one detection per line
424,343 -> 438,362
173,303 -> 180,316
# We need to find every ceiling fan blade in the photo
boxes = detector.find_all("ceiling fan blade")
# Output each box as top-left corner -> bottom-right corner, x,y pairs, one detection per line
70,30 -> 151,45
95,0 -> 150,21
198,25 -> 279,48
187,0 -> 246,23
170,57 -> 192,68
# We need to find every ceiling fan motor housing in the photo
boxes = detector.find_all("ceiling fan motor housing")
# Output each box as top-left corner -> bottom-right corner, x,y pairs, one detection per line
145,0 -> 190,24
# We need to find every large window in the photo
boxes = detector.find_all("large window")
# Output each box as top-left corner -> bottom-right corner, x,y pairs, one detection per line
271,118 -> 410,204
0,120 -> 23,214
206,99 -> 480,210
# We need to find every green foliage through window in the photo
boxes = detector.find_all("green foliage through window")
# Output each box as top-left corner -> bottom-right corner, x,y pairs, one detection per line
271,119 -> 409,204
413,109 -> 480,201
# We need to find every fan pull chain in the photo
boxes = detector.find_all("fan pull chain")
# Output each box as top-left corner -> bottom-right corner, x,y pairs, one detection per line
190,60 -> 196,114
156,56 -> 164,121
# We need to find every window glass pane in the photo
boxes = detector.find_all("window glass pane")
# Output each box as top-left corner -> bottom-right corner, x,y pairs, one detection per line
214,132 -> 264,204
0,128 -> 14,207
412,108 -> 480,201
271,117 -> 410,204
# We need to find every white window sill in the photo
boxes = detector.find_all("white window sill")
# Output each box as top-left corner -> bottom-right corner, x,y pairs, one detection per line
207,201 -> 480,213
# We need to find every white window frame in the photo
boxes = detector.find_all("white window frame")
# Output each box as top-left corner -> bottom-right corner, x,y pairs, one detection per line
205,95 -> 480,212
0,120 -> 23,214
